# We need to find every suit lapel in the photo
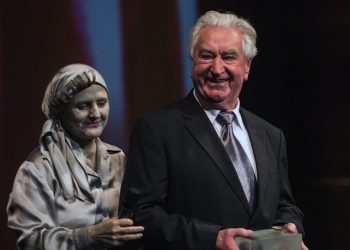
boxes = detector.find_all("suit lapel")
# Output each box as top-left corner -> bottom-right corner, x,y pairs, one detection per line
180,93 -> 252,214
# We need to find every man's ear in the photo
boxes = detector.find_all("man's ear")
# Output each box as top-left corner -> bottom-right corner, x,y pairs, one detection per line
244,59 -> 252,81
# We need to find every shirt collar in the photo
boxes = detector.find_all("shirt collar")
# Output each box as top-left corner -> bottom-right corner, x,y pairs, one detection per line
193,89 -> 245,129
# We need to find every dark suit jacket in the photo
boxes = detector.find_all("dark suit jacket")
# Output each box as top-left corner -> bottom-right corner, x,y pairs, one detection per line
121,92 -> 304,250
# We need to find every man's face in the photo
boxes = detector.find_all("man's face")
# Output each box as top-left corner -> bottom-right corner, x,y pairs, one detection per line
59,84 -> 109,145
191,26 -> 252,110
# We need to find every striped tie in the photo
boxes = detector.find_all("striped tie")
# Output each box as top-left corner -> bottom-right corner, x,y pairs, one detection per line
216,111 -> 257,208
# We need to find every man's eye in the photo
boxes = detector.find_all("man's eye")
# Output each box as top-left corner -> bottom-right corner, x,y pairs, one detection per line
200,53 -> 214,60
223,56 -> 236,61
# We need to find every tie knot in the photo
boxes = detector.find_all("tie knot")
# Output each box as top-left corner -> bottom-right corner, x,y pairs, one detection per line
216,111 -> 236,126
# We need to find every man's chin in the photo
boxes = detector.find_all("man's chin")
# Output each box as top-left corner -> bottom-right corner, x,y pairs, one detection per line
201,92 -> 238,110
198,95 -> 226,109
205,92 -> 227,103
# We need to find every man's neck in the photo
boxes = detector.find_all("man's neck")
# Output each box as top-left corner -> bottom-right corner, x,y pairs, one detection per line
193,89 -> 238,111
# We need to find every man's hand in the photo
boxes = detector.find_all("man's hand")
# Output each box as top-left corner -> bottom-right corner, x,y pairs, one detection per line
283,223 -> 309,250
216,228 -> 253,250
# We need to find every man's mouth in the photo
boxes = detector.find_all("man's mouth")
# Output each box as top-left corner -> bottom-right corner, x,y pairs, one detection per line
206,78 -> 229,84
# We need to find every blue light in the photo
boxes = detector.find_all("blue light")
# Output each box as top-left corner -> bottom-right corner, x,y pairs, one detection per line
75,0 -> 124,145
176,0 -> 198,95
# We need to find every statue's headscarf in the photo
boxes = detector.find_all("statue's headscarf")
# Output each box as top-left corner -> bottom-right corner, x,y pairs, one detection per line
41,63 -> 108,119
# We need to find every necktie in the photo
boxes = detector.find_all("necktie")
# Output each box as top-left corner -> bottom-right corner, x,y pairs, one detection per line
216,111 -> 257,208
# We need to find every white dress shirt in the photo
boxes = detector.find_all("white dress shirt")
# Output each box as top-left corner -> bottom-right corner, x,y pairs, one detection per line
193,90 -> 258,179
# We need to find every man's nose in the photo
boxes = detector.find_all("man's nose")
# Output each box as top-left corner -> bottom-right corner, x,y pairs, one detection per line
210,57 -> 225,75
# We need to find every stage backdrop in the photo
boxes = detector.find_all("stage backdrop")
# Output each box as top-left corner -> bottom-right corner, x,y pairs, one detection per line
1,1 -> 349,249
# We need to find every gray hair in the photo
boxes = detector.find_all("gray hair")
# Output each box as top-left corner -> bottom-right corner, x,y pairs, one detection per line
41,64 -> 108,119
189,10 -> 257,60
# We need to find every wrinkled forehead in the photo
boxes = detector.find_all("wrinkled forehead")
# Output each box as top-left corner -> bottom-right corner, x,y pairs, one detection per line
195,26 -> 244,53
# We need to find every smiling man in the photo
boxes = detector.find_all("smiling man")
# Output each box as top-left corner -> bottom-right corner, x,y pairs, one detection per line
120,10 -> 307,250
191,25 -> 251,110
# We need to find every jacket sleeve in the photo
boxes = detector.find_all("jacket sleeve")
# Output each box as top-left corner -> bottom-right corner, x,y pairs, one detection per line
274,130 -> 305,236
120,119 -> 221,250
7,161 -> 92,250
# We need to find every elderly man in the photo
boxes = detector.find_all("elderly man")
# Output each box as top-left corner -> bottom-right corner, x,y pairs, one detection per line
120,10 -> 307,250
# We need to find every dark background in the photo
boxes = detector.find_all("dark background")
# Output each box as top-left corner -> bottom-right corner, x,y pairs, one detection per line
1,0 -> 349,249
